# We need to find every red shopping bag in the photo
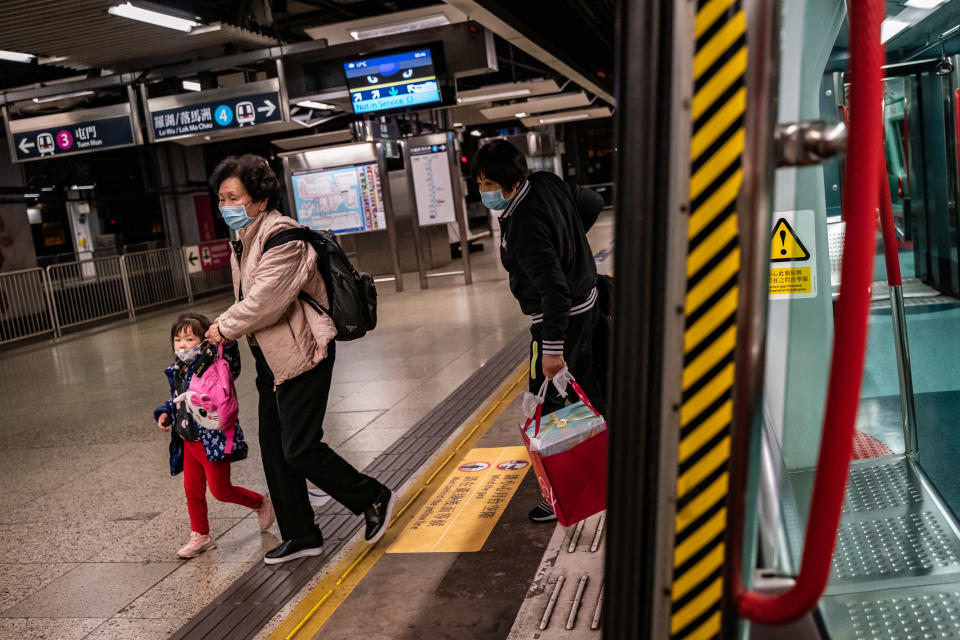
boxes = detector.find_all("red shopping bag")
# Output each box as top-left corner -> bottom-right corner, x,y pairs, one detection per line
519,376 -> 608,527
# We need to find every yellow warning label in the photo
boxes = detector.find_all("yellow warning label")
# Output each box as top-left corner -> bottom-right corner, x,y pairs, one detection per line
387,446 -> 530,554
770,218 -> 810,262
769,266 -> 813,295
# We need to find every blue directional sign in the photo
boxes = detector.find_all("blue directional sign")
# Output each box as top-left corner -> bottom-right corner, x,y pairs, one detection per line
149,90 -> 282,141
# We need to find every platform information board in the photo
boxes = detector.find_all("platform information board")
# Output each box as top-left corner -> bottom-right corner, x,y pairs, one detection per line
291,162 -> 387,234
409,143 -> 457,225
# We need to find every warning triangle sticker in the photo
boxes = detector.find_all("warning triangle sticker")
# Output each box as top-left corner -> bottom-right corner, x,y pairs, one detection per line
770,218 -> 810,262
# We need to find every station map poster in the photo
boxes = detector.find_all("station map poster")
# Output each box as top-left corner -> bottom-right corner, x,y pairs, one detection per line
345,49 -> 442,114
410,143 -> 457,225
291,162 -> 387,234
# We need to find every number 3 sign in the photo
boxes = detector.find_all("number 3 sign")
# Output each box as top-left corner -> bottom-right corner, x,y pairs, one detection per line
56,130 -> 74,150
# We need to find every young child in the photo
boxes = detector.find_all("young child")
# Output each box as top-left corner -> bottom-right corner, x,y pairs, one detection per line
154,312 -> 274,558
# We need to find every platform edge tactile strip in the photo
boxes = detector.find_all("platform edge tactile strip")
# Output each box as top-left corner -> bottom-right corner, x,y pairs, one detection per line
170,329 -> 530,640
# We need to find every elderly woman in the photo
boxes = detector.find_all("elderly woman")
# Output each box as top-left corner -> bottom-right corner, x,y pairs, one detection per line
204,154 -> 394,564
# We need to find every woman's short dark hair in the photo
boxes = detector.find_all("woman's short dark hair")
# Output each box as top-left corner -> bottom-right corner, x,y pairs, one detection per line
171,313 -> 212,347
471,139 -> 528,190
209,154 -> 282,210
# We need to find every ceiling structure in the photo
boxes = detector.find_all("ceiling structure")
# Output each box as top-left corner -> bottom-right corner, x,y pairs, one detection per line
0,0 -> 616,133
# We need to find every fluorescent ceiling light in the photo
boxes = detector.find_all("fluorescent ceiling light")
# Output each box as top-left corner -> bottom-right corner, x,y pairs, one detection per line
519,107 -> 612,127
538,113 -> 591,124
23,193 -> 40,198
452,122 -> 464,127
40,187 -> 54,192
348,14 -> 450,41
296,101 -> 336,110
470,130 -> 483,137
514,112 -> 528,118
107,2 -> 200,32
881,18 -> 910,43
0,50 -> 36,63
188,23 -> 222,35
69,184 -> 96,190
905,0 -> 946,8
38,55 -> 68,65
32,90 -> 94,103
182,80 -> 201,91
458,88 -> 532,104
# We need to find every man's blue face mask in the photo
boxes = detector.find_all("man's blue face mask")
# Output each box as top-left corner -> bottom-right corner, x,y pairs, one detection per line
480,188 -> 513,211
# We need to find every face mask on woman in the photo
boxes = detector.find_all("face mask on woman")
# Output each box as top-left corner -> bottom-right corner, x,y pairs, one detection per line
220,202 -> 255,230
480,189 -> 513,211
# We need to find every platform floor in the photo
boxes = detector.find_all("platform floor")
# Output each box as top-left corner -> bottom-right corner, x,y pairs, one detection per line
0,216 -> 614,640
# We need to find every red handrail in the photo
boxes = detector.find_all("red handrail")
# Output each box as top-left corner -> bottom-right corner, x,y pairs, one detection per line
737,0 -> 884,625
879,154 -> 902,286
954,89 -> 960,196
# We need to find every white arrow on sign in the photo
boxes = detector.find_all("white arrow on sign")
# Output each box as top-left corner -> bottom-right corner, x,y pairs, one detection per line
257,99 -> 277,118
18,138 -> 35,155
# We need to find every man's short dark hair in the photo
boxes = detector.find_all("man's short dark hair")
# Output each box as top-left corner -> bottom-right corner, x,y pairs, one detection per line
209,154 -> 282,210
471,139 -> 528,190
171,313 -> 212,347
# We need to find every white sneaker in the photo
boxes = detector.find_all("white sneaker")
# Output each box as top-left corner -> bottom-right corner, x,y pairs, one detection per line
257,495 -> 275,531
177,532 -> 216,559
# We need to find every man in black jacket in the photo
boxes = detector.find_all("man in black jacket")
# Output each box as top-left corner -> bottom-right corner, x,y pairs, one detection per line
472,139 -> 606,523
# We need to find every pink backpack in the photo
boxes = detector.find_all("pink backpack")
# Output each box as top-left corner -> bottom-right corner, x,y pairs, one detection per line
173,345 -> 239,452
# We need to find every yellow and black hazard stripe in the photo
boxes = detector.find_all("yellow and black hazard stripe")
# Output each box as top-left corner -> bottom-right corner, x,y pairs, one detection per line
670,0 -> 746,638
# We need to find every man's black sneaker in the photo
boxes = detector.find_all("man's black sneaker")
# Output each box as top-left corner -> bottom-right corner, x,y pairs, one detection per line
263,530 -> 324,565
529,500 -> 557,523
364,485 -> 396,544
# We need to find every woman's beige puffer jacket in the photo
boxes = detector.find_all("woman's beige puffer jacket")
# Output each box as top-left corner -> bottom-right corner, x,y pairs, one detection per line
217,210 -> 337,384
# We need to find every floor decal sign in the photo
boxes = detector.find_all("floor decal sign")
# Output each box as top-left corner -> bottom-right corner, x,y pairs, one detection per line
387,446 -> 530,554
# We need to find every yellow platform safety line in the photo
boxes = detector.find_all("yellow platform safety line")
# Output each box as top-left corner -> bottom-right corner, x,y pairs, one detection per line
270,364 -> 528,640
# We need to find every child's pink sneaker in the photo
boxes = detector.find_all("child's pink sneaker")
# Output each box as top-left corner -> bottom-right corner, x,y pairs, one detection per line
177,532 -> 216,559
257,495 -> 275,531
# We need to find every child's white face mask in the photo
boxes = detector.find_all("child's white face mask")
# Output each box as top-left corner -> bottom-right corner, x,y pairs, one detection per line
176,346 -> 201,364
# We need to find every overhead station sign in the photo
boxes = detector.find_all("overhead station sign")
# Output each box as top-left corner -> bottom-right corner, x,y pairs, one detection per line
146,78 -> 285,142
8,104 -> 138,163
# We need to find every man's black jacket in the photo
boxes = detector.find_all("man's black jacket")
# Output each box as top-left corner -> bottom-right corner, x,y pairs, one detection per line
498,172 -> 603,354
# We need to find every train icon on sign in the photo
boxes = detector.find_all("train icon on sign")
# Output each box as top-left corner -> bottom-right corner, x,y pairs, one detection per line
236,101 -> 255,126
36,133 -> 55,156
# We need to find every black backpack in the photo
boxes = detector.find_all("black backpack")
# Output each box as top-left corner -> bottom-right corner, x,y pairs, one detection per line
263,227 -> 377,341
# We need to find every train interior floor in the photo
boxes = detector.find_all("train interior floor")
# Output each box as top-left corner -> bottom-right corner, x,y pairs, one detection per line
0,215 -> 614,640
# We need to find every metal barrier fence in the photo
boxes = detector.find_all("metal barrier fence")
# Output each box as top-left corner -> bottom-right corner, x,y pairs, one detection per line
46,256 -> 130,334
0,247 -> 234,346
123,248 -> 190,313
189,263 -> 233,297
0,268 -> 56,346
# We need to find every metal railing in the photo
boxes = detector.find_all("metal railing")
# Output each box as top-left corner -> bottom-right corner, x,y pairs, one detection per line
0,268 -> 56,346
0,245 -> 234,346
46,256 -> 130,334
123,248 -> 189,313
189,264 -> 233,297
